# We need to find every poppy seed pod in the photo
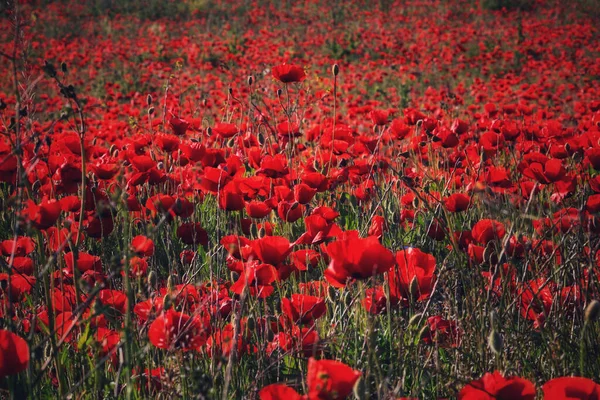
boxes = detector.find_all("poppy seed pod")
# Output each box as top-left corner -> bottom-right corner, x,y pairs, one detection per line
332,64 -> 339,76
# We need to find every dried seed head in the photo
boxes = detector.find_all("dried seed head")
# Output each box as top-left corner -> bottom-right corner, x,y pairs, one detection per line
332,64 -> 340,76
488,329 -> 503,354
585,300 -> 600,323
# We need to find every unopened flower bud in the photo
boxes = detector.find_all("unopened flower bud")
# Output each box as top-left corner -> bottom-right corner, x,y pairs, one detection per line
167,275 -> 175,292
332,64 -> 339,76
488,329 -> 503,354
585,300 -> 600,323
147,270 -> 157,289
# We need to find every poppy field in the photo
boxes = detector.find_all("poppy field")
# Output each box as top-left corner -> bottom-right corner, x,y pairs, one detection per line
1,0 -> 600,398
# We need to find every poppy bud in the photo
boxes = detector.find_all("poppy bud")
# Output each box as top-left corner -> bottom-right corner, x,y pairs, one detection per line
257,132 -> 265,145
147,94 -> 152,106
206,127 -> 212,137
226,138 -> 235,148
228,87 -> 233,95
163,293 -> 172,311
167,275 -> 175,292
147,270 -> 157,290
247,75 -> 254,86
257,227 -> 265,238
332,64 -> 339,76
148,107 -> 155,115
61,62 -> 67,73
246,316 -> 256,331
585,300 -> 600,323
488,329 -> 503,354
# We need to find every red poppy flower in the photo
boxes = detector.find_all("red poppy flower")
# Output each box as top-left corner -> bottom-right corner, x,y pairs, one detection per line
258,384 -> 302,400
389,248 -> 436,303
131,235 -> 155,257
444,193 -> 471,212
169,113 -> 190,136
148,309 -> 210,351
64,251 -> 102,273
0,329 -> 29,377
176,222 -> 208,247
282,294 -> 326,325
459,371 -> 536,400
471,219 -> 506,245
272,64 -> 306,83
0,236 -> 35,257
23,198 -> 62,230
362,286 -> 388,315
230,262 -> 278,298
245,201 -> 273,219
307,357 -> 361,400
421,316 -> 461,348
368,216 -> 386,239
291,249 -> 321,271
212,122 -> 239,139
251,236 -> 293,266
294,183 -> 317,205
324,231 -> 395,287
542,376 -> 600,400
